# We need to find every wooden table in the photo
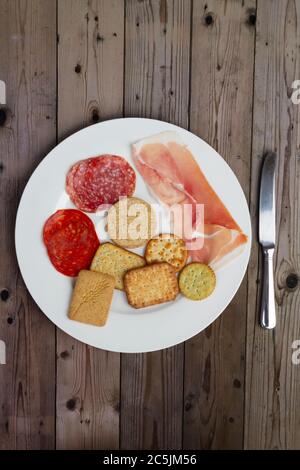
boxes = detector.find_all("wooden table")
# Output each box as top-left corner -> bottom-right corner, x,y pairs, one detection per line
0,0 -> 299,450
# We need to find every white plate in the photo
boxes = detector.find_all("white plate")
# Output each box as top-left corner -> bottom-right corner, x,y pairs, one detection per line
15,118 -> 251,353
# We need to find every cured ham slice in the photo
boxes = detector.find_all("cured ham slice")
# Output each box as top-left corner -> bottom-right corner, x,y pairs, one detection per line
132,131 -> 247,267
189,225 -> 248,266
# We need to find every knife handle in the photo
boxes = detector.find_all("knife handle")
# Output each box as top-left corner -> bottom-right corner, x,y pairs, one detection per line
260,247 -> 276,329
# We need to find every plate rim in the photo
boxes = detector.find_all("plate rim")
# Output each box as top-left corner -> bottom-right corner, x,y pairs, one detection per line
15,117 -> 252,353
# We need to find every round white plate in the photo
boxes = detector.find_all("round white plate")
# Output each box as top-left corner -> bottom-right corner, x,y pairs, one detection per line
15,118 -> 251,353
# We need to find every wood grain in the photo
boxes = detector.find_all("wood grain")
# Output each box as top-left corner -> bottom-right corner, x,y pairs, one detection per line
0,0 -> 56,449
56,0 -> 124,450
183,0 -> 255,449
245,0 -> 300,449
120,0 -> 191,450
1,0 -> 300,451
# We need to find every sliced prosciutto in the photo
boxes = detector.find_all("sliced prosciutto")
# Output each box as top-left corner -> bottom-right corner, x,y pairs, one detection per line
189,224 -> 248,266
132,131 -> 247,267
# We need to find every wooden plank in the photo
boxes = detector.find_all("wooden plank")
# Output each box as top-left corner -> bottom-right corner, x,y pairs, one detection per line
183,0 -> 255,449
56,0 -> 124,450
245,0 -> 300,449
121,0 -> 191,450
0,0 -> 56,449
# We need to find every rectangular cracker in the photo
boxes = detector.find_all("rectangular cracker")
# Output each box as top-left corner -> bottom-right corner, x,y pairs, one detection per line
69,270 -> 115,326
90,242 -> 146,290
124,262 -> 179,309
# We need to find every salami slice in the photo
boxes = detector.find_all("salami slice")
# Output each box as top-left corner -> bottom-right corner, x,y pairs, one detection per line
43,209 -> 100,277
66,155 -> 136,212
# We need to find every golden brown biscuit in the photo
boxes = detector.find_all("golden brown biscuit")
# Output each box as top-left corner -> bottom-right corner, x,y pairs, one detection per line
90,242 -> 146,290
179,263 -> 216,300
107,197 -> 156,248
68,270 -> 115,326
124,262 -> 179,308
145,233 -> 188,272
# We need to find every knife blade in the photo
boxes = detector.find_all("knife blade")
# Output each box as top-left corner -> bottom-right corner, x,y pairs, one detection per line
259,152 -> 277,329
259,152 -> 276,248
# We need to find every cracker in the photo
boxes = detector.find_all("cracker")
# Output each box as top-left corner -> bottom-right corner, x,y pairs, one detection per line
124,262 -> 179,309
68,270 -> 115,326
90,242 -> 146,290
107,197 -> 156,248
145,233 -> 188,272
179,262 -> 216,300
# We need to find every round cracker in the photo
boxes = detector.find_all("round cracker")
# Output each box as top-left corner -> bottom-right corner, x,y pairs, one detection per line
107,197 -> 156,248
179,262 -> 216,300
145,233 -> 188,272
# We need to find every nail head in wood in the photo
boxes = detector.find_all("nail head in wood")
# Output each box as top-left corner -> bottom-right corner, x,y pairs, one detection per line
0,108 -> 7,126
233,379 -> 241,388
185,401 -> 192,411
60,350 -> 70,359
91,108 -> 99,123
1,289 -> 9,301
248,13 -> 256,26
204,14 -> 213,26
286,273 -> 298,290
66,398 -> 76,410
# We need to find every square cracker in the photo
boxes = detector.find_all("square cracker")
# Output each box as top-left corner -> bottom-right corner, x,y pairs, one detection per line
69,270 -> 115,326
90,242 -> 145,290
124,262 -> 179,309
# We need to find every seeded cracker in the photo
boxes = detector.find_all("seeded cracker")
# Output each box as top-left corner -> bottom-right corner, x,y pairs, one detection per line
179,262 -> 216,300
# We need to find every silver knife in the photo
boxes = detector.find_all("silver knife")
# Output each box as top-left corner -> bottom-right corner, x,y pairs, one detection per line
259,152 -> 277,329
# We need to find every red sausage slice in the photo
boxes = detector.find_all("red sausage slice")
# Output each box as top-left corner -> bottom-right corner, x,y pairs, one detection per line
66,155 -> 136,212
43,209 -> 100,277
